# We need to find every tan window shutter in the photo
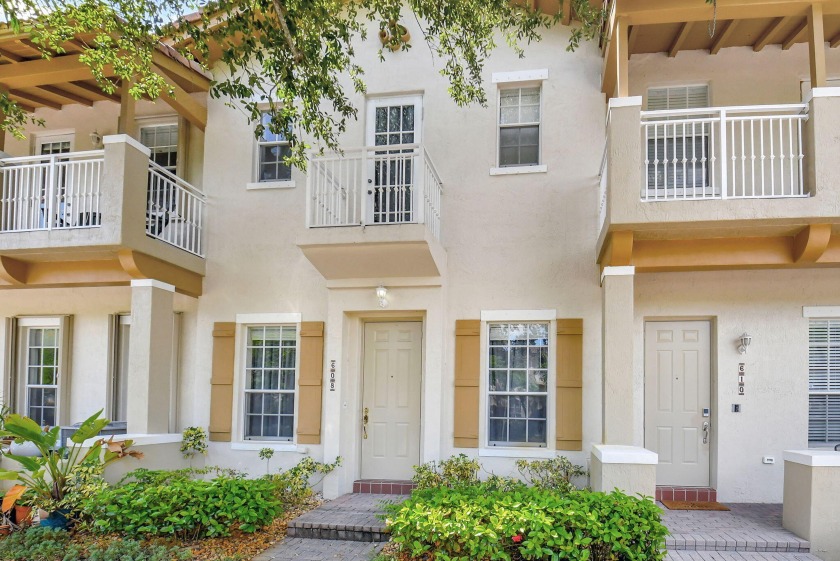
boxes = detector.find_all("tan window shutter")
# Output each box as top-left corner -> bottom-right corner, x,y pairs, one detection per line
209,322 -> 236,442
297,321 -> 324,445
454,319 -> 481,448
556,319 -> 583,451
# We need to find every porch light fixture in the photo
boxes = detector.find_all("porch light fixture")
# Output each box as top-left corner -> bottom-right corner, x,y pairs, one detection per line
376,285 -> 389,308
89,130 -> 103,149
737,333 -> 752,354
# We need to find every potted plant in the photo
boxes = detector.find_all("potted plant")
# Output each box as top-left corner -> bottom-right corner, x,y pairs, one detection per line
379,19 -> 411,51
0,409 -> 143,529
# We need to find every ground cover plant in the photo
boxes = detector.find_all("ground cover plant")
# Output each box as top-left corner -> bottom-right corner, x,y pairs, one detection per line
383,455 -> 667,561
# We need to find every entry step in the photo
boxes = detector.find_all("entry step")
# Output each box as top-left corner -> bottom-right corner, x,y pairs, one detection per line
657,486 -> 717,502
666,552 -> 821,561
287,493 -> 399,542
352,479 -> 416,495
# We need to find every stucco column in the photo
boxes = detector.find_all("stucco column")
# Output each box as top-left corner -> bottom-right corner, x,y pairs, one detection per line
127,279 -> 175,434
601,266 -> 635,445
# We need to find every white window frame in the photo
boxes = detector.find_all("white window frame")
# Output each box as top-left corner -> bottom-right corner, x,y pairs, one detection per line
490,71 -> 548,176
16,317 -> 65,427
478,310 -> 556,458
139,120 -> 180,175
807,318 -> 840,448
248,111 -> 295,190
231,313 -> 302,451
33,131 -> 75,156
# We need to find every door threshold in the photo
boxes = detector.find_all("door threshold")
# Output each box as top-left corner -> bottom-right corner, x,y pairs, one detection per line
656,486 -> 717,502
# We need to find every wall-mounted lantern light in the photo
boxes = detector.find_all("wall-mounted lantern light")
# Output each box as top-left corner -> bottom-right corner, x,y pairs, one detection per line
376,285 -> 389,309
738,333 -> 752,354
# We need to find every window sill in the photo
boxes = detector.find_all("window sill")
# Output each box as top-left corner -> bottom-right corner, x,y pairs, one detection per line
230,442 -> 306,453
246,180 -> 296,190
489,165 -> 547,176
479,447 -> 555,459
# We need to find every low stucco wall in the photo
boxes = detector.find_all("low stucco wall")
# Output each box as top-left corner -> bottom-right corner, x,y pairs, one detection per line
590,445 -> 657,499
783,451 -> 840,561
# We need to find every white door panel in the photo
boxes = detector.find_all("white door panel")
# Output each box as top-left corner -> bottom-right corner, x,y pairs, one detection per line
361,322 -> 422,479
645,321 -> 711,487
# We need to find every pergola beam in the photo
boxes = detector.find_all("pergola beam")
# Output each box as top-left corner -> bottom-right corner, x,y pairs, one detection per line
782,18 -> 808,50
754,16 -> 793,51
0,54 -> 115,89
711,19 -> 739,54
669,21 -> 694,57
8,89 -> 62,110
153,66 -> 207,131
37,84 -> 94,107
69,80 -> 120,103
807,4 -> 827,86
615,0 -> 818,26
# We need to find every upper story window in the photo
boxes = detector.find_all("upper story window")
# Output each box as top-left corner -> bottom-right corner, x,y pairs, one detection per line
809,319 -> 840,446
244,325 -> 297,441
256,112 -> 292,183
488,322 -> 549,447
140,124 -> 179,174
498,87 -> 541,168
646,85 -> 709,112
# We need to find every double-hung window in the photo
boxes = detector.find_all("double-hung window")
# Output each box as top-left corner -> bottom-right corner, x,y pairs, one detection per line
498,87 -> 541,168
487,322 -> 549,447
256,112 -> 292,183
808,319 -> 840,446
244,325 -> 297,440
15,317 -> 67,427
140,123 -> 179,174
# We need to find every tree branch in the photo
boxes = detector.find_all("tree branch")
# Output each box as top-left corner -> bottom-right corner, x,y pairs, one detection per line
271,0 -> 303,63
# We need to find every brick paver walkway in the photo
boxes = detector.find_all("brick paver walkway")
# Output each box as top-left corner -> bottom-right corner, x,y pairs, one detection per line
252,538 -> 382,561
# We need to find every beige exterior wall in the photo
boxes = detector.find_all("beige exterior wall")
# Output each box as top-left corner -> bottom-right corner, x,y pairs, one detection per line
783,453 -> 840,561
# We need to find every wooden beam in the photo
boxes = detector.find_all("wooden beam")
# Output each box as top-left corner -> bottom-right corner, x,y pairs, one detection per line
153,65 -> 207,131
562,0 -> 572,26
807,4 -> 827,86
711,19 -> 739,54
0,54 -> 114,89
36,84 -> 94,107
669,21 -> 694,57
616,0 -> 816,27
118,80 -> 137,136
628,25 -> 640,54
754,16 -> 793,52
151,50 -> 211,92
793,224 -> 832,263
782,18 -> 808,50
830,30 -> 840,48
616,16 -> 629,97
69,80 -> 120,103
8,89 -> 62,110
0,46 -> 24,63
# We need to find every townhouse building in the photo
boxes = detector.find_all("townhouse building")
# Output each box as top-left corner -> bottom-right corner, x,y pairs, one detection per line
0,0 -> 839,504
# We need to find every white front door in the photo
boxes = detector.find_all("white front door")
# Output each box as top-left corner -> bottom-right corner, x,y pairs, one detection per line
644,321 -> 712,487
361,321 -> 422,480
364,96 -> 422,225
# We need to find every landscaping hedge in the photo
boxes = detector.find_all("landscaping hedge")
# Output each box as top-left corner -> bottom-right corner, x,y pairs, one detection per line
386,485 -> 667,561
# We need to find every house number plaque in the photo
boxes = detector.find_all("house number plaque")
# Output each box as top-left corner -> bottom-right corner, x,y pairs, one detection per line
329,360 -> 337,392
738,362 -> 745,396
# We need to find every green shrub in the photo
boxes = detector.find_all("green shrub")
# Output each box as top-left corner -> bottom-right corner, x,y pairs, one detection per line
412,453 -> 480,489
0,528 -> 190,561
516,456 -> 588,493
386,485 -> 667,561
267,456 -> 342,507
82,471 -> 282,539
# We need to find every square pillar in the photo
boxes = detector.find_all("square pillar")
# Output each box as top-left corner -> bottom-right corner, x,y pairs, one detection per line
127,279 -> 175,434
783,450 -> 840,561
602,266 -> 635,445
591,445 -> 657,498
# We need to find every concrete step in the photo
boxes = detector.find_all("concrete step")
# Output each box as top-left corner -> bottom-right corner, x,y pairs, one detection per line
286,493 -> 398,542
666,552 -> 822,561
666,533 -> 811,553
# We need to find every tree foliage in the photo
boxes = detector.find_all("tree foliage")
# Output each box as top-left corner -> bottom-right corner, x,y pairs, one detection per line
1,0 -> 607,166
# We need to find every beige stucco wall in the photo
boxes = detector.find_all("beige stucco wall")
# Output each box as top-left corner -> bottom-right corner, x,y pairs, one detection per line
783,457 -> 840,561
590,456 -> 656,498
635,268 -> 840,503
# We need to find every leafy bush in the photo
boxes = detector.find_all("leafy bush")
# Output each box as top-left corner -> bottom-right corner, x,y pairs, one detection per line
386,485 -> 667,561
0,528 -> 190,561
180,426 -> 208,460
516,457 -> 588,494
412,453 -> 480,489
82,470 -> 282,539
268,456 -> 342,507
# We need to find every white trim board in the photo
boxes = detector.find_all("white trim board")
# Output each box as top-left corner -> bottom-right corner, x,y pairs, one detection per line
803,306 -> 840,318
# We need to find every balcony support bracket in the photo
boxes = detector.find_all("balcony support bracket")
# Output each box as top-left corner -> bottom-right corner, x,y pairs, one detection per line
793,223 -> 832,263
0,255 -> 27,285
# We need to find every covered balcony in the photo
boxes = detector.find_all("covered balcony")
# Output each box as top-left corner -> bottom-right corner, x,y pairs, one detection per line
0,136 -> 205,296
597,0 -> 840,273
298,144 -> 446,280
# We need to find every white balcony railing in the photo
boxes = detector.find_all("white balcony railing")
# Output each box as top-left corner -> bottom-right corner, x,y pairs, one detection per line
147,161 -> 206,257
307,144 -> 443,241
641,104 -> 808,201
0,151 -> 105,232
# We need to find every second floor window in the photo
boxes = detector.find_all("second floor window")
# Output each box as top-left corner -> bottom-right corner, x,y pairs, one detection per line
140,124 -> 179,174
498,87 -> 541,168
257,112 -> 292,183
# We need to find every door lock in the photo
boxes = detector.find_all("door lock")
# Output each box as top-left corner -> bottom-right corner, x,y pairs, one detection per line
363,407 -> 369,440
702,421 -> 710,444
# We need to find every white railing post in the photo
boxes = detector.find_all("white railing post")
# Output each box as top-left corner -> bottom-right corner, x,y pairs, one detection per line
360,148 -> 368,226
305,152 -> 312,228
719,108 -> 728,199
415,146 -> 426,226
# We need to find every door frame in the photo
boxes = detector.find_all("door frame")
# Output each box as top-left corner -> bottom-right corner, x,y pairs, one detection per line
355,313 -> 426,481
643,317 -> 719,489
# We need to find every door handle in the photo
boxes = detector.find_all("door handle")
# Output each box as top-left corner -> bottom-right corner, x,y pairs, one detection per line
702,421 -> 710,444
363,407 -> 369,440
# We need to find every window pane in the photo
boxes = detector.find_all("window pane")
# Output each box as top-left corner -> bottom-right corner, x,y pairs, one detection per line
375,107 -> 388,133
528,370 -> 547,393
489,419 -> 507,442
280,393 -> 295,415
509,395 -> 527,418
279,416 -> 294,438
489,371 -> 507,391
280,371 -> 295,390
510,370 -> 527,392
509,419 -> 527,443
528,420 -> 546,443
500,90 -> 519,107
500,107 -> 519,125
264,393 -> 279,415
489,395 -> 508,418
